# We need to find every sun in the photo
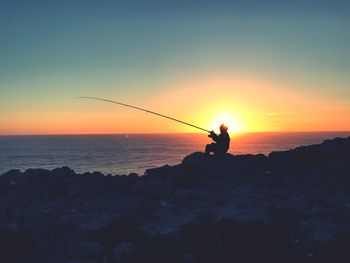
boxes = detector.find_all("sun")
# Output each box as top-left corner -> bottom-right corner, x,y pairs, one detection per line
209,112 -> 244,133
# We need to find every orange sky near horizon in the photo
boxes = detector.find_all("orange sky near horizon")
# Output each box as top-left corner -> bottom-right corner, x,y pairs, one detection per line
1,1 -> 350,136
1,75 -> 349,135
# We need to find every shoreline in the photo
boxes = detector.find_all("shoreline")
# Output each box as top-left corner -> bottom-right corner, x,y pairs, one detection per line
2,132 -> 350,176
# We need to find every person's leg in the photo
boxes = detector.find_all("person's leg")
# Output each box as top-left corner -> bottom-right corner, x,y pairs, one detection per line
205,144 -> 211,154
214,146 -> 227,156
205,143 -> 216,154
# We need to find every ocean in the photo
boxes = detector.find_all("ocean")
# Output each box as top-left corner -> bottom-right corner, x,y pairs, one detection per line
1,132 -> 349,175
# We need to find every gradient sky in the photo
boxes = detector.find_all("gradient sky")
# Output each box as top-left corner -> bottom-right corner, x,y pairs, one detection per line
1,0 -> 349,134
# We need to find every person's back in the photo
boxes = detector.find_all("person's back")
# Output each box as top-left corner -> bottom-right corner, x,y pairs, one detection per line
216,129 -> 230,153
205,124 -> 230,155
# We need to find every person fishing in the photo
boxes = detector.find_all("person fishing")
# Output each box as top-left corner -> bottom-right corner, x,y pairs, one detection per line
205,124 -> 230,155
77,97 -> 231,155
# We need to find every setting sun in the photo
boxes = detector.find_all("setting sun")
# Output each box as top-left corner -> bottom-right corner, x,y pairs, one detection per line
209,112 -> 245,134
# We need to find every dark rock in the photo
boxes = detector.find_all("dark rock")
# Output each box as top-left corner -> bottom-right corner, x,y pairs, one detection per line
134,177 -> 173,200
170,169 -> 203,188
145,164 -> 172,177
24,168 -> 50,177
0,136 -> 350,262
92,171 -> 104,177
0,169 -> 21,178
182,254 -> 195,263
78,240 -> 104,258
0,225 -> 39,262
111,242 -> 137,263
268,205 -> 308,223
182,152 -> 208,166
51,166 -> 76,177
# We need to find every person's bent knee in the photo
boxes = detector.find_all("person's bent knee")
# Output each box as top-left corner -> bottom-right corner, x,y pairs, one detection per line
205,144 -> 211,153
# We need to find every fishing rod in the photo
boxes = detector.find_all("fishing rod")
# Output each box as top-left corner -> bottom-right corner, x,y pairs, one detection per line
77,96 -> 211,133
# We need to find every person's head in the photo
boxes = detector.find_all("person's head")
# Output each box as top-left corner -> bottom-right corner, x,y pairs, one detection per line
220,123 -> 228,132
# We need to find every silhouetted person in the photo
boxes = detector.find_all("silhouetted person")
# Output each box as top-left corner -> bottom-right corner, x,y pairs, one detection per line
205,124 -> 230,155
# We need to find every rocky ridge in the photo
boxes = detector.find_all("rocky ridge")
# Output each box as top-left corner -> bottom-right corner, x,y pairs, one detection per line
1,136 -> 350,262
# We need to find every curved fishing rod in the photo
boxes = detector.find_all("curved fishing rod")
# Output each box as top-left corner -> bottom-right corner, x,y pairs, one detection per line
77,96 -> 211,133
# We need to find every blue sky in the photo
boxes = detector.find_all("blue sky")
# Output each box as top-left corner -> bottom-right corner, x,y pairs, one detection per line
1,0 -> 349,134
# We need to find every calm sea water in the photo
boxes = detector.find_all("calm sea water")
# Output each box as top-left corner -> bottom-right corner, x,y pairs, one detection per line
0,132 -> 349,175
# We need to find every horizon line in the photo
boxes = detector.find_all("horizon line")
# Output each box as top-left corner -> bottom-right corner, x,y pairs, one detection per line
1,131 -> 350,137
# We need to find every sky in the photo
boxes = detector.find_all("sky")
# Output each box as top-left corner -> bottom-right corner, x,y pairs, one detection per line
1,0 -> 349,135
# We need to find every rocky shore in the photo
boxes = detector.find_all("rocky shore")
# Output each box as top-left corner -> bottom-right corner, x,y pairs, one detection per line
1,136 -> 350,263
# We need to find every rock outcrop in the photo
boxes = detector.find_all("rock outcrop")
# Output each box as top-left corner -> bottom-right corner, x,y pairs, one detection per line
1,137 -> 350,262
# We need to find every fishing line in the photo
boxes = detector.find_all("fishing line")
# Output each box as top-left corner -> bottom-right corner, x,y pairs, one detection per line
77,96 -> 211,133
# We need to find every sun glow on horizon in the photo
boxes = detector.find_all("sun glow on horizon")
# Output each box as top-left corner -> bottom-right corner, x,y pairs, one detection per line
209,112 -> 245,134
1,73 -> 350,135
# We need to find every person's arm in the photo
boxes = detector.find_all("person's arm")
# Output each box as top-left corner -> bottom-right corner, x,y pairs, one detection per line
216,133 -> 227,144
209,131 -> 219,142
